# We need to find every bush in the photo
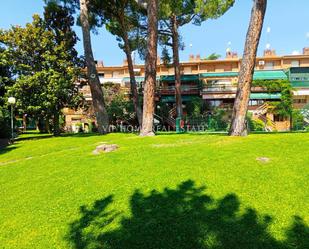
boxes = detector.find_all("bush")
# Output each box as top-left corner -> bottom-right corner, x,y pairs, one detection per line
185,97 -> 203,118
292,110 -> 305,131
0,107 -> 10,138
106,94 -> 135,125
247,113 -> 265,132
251,119 -> 265,131
207,109 -> 229,131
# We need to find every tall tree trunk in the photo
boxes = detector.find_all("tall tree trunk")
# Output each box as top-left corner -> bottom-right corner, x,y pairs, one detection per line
171,14 -> 183,118
22,114 -> 27,132
45,117 -> 50,134
53,111 -> 60,136
140,0 -> 159,136
79,0 -> 109,134
229,0 -> 267,136
123,33 -> 142,126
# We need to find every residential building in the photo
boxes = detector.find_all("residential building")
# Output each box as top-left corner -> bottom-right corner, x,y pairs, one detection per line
64,48 -> 309,132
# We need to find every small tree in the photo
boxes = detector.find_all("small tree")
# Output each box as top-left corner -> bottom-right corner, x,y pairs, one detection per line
229,0 -> 267,136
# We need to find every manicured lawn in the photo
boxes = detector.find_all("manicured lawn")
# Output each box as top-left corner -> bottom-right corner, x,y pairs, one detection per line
0,132 -> 308,248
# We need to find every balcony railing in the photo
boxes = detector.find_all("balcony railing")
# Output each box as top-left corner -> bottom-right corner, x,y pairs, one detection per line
202,84 -> 266,93
158,85 -> 200,95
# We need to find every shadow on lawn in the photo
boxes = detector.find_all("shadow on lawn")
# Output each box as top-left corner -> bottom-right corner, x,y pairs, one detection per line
67,180 -> 309,249
0,145 -> 18,155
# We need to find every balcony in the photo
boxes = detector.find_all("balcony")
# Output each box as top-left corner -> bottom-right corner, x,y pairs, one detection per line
202,84 -> 267,94
158,85 -> 200,95
202,84 -> 237,93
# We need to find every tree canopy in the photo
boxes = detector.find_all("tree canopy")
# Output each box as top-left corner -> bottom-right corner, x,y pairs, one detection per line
0,4 -> 83,134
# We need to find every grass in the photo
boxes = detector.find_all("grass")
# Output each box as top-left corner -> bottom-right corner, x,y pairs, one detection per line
0,132 -> 308,248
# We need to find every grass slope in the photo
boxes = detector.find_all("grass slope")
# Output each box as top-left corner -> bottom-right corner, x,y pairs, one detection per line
0,133 -> 308,248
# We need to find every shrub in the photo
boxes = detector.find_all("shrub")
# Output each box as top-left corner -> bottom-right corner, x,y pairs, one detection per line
247,113 -> 265,132
0,107 -> 10,138
252,119 -> 265,131
292,110 -> 305,131
208,109 -> 229,131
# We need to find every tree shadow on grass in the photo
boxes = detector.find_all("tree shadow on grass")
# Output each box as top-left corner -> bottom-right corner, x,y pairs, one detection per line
67,180 -> 309,249
0,146 -> 17,155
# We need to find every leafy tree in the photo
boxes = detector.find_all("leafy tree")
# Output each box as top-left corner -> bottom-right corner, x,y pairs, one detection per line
158,0 -> 235,119
252,79 -> 293,119
205,53 -> 221,60
45,0 -> 110,134
0,46 -> 12,138
0,5 -> 83,135
104,86 -> 135,126
140,0 -> 159,136
229,0 -> 267,136
87,0 -> 144,127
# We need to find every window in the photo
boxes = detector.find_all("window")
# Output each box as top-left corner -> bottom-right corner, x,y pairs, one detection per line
291,60 -> 300,67
249,100 -> 264,106
183,67 -> 192,74
98,73 -> 104,82
274,115 -> 286,122
209,100 -> 222,107
293,99 -> 307,104
265,62 -> 274,70
112,71 -> 120,78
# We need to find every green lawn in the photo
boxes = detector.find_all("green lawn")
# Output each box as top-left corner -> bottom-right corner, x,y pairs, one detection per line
0,133 -> 308,249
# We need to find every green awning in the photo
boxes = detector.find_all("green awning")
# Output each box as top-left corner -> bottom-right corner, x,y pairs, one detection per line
161,75 -> 199,82
289,67 -> 309,74
253,70 -> 288,80
161,95 -> 197,103
291,81 -> 309,88
199,72 -> 238,78
250,93 -> 281,99
199,70 -> 288,80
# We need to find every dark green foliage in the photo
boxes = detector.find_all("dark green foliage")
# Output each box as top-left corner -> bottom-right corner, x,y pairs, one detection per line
158,0 -> 235,58
0,107 -> 10,138
247,113 -> 265,132
0,4 -> 83,135
0,46 -> 13,138
292,110 -> 305,131
185,97 -> 203,118
252,79 -> 293,118
205,53 -> 221,60
208,108 -> 229,131
88,0 -> 145,51
103,83 -> 135,125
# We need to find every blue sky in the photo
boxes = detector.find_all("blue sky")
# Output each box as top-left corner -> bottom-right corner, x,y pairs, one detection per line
1,0 -> 309,66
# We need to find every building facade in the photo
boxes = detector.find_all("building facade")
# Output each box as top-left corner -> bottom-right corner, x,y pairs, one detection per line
64,48 -> 309,132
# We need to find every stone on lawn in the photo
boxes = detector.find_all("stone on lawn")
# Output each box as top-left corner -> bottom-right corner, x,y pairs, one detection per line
256,157 -> 270,163
93,144 -> 119,154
